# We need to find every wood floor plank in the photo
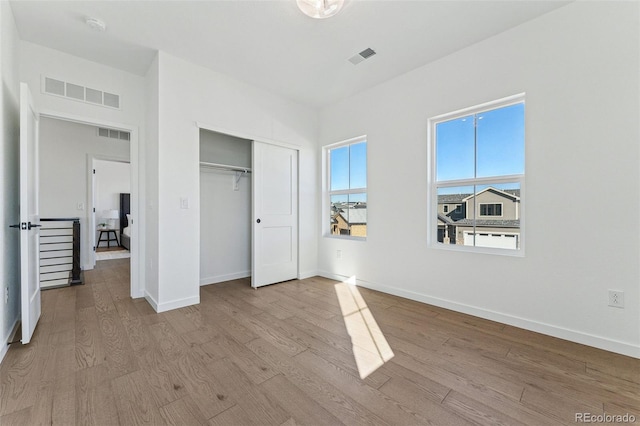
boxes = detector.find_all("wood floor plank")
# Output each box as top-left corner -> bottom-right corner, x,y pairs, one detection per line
246,337 -> 390,426
378,377 -> 474,426
207,404 -> 256,426
294,349 -> 432,426
442,390 -> 528,426
134,348 -> 189,407
205,357 -> 290,425
159,395 -> 208,426
75,307 -> 106,370
111,369 -> 165,425
260,374 -> 346,426
75,378 -> 120,426
51,375 -> 76,425
174,353 -> 236,419
197,333 -> 279,384
1,260 -> 638,425
97,309 -> 139,379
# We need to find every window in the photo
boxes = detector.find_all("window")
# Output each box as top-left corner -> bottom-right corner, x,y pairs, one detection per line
430,94 -> 524,253
479,203 -> 502,216
326,136 -> 367,238
443,205 -> 449,213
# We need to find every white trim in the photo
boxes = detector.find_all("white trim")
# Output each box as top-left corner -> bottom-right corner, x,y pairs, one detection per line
155,295 -> 200,313
318,271 -> 640,359
323,134 -> 367,150
39,110 -> 142,299
0,317 -> 20,364
145,291 -> 159,312
298,270 -> 318,280
200,271 -> 250,286
196,121 -> 301,151
430,92 -> 526,123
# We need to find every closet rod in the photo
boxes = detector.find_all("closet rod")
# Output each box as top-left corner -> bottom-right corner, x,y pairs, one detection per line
199,161 -> 252,173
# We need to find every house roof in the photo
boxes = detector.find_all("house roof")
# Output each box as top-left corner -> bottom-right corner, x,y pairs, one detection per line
338,208 -> 367,225
438,188 -> 521,204
462,187 -> 520,202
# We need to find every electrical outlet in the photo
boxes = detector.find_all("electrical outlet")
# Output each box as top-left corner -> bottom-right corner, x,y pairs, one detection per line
608,290 -> 624,308
336,250 -> 342,259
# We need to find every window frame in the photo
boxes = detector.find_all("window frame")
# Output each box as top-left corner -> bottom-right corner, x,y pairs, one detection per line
428,94 -> 525,256
479,203 -> 503,217
323,135 -> 368,240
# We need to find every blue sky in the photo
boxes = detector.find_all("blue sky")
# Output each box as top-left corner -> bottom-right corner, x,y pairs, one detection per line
330,141 -> 367,200
436,103 -> 524,182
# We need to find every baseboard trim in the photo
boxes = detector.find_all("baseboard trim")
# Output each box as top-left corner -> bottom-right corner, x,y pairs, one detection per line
298,270 -> 318,280
155,295 -> 200,313
144,291 -> 159,312
200,271 -> 250,286
318,271 -> 640,359
0,317 -> 20,365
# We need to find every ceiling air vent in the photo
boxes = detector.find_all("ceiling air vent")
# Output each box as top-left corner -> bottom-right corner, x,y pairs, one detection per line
42,77 -> 121,109
348,47 -> 377,65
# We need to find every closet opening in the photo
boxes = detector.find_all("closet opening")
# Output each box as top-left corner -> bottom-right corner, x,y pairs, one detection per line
198,127 -> 300,289
199,129 -> 252,286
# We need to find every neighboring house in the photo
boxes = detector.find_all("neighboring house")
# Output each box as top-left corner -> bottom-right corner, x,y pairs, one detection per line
438,187 -> 521,249
331,205 -> 367,237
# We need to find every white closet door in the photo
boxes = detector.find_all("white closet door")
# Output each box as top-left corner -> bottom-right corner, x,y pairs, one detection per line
252,141 -> 298,288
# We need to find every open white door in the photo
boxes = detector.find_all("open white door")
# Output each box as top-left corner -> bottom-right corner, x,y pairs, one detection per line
19,83 -> 41,343
252,142 -> 298,288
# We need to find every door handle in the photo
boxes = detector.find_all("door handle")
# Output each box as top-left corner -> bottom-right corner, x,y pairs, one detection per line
9,224 -> 21,228
28,222 -> 41,230
256,219 -> 261,224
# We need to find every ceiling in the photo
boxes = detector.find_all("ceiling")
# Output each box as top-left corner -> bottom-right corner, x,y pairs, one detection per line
9,0 -> 571,108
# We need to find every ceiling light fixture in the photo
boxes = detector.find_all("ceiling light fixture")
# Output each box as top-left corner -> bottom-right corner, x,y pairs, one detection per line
85,17 -> 106,32
296,0 -> 344,19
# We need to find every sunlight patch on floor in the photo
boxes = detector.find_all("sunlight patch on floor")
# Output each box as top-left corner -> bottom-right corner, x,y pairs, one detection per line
335,277 -> 394,379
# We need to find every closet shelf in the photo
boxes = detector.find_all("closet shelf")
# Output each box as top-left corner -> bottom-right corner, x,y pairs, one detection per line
199,161 -> 252,173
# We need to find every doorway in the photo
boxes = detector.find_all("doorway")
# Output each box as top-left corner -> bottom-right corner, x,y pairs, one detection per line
92,158 -> 131,263
38,113 -> 140,298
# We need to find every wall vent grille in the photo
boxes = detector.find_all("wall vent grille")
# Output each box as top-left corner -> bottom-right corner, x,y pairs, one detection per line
43,77 -> 120,109
97,127 -> 130,141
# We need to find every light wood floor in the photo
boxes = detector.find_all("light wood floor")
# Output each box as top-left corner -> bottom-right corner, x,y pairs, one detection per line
1,258 -> 638,425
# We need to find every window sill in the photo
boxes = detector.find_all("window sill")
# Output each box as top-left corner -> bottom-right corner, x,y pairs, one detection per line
430,242 -> 524,257
324,234 -> 366,242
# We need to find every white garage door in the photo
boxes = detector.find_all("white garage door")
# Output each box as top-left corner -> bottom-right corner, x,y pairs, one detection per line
464,232 -> 519,249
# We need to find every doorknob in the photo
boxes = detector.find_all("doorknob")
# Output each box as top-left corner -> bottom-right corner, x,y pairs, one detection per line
256,219 -> 261,224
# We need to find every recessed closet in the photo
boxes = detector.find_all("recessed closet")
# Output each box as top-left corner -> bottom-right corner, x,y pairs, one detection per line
199,129 -> 252,285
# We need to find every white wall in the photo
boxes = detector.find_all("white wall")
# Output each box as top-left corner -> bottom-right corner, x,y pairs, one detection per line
144,54 -> 159,305
200,169 -> 251,285
0,0 -> 21,363
39,118 -> 130,266
318,2 -> 640,357
20,41 -> 146,297
200,130 -> 252,285
94,159 -> 130,246
151,51 -> 318,312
